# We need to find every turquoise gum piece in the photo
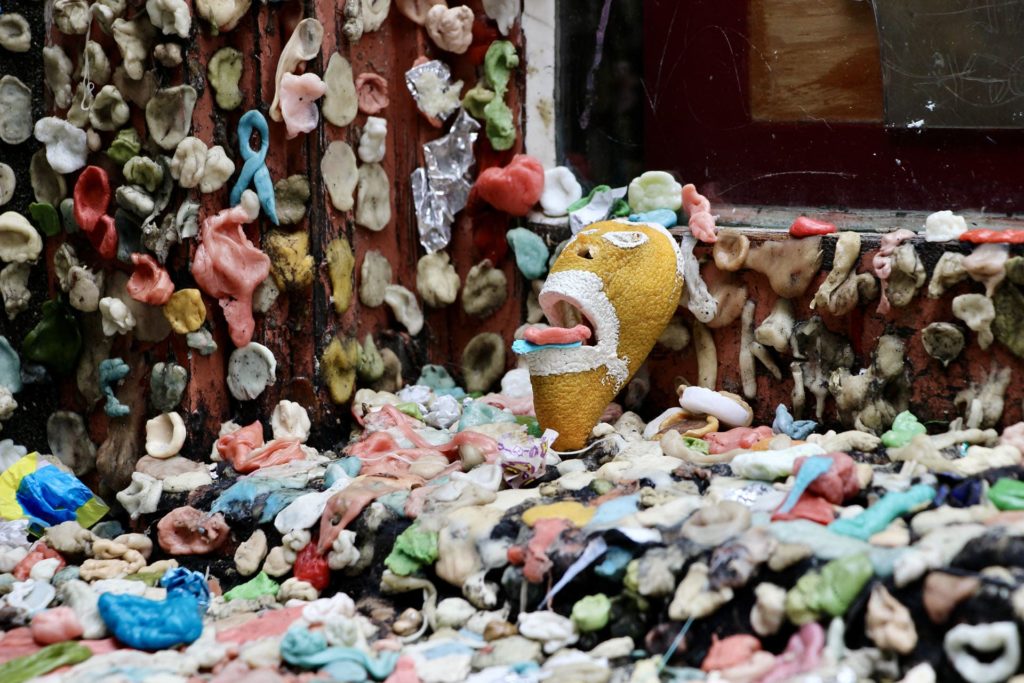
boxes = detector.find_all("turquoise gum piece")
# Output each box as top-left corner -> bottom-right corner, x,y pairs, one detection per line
511,339 -> 582,355
628,208 -> 678,228
829,483 -> 935,540
231,110 -> 279,225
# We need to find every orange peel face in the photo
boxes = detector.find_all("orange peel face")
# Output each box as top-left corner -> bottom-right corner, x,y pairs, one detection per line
520,220 -> 685,450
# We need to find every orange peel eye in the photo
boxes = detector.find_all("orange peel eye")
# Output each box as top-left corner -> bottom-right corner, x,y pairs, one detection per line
575,242 -> 597,259
601,231 -> 649,249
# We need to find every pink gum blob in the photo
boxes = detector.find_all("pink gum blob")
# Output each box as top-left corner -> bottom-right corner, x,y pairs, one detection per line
872,228 -> 916,315
30,607 -> 83,645
127,253 -> 174,305
384,656 -> 421,683
280,73 -> 327,139
795,451 -> 860,504
13,543 -> 65,581
682,183 -> 717,243
701,634 -> 762,672
704,426 -> 774,454
157,505 -> 231,555
355,72 -> 389,114
760,622 -> 825,683
216,420 -> 265,464
192,203 -> 271,347
523,324 -> 591,345
226,438 -> 306,474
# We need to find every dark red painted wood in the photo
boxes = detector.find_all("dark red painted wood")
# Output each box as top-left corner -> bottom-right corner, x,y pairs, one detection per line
643,0 -> 1024,213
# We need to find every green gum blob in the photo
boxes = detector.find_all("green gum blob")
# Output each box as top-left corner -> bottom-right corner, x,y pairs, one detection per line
59,198 -> 78,233
419,364 -> 457,391
22,298 -> 81,375
684,437 -> 710,454
396,402 -> 423,421
28,202 -> 60,236
785,553 -> 873,624
483,98 -> 515,151
611,201 -> 631,217
829,483 -> 936,541
123,156 -> 164,193
880,410 -> 926,448
623,559 -> 640,593
224,571 -> 280,601
571,593 -> 612,632
989,478 -> 1024,510
483,40 -> 519,96
384,523 -> 439,576
458,401 -> 515,431
515,415 -> 542,437
357,334 -> 385,382
0,642 -> 92,683
124,570 -> 165,586
993,276 -> 1024,359
151,361 -> 188,413
107,128 -> 141,166
462,85 -> 495,119
477,40 -> 519,150
567,185 -> 610,213
208,47 -> 244,111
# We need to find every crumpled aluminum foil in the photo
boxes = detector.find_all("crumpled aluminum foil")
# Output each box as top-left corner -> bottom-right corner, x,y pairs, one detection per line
411,109 -> 480,253
405,60 -> 462,123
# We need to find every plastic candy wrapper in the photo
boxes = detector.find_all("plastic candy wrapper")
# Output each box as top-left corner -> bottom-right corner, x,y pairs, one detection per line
160,567 -> 212,612
569,186 -> 627,234
499,429 -> 558,488
411,109 -> 480,252
0,518 -> 30,546
0,453 -> 108,532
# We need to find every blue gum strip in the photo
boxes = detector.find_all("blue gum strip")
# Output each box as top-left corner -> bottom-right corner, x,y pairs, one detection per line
511,339 -> 583,355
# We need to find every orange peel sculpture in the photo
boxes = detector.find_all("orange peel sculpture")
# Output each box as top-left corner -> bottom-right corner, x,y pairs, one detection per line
516,220 -> 685,450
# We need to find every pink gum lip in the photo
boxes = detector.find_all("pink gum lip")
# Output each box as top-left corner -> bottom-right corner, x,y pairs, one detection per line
523,324 -> 592,346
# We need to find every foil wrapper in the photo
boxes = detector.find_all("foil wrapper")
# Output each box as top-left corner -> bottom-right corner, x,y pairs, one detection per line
405,60 -> 463,123
411,109 -> 480,253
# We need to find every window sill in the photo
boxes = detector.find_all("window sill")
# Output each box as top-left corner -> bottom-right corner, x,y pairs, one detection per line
527,204 -> 1024,244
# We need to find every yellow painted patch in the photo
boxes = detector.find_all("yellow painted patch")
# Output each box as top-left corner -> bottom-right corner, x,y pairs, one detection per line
522,501 -> 595,527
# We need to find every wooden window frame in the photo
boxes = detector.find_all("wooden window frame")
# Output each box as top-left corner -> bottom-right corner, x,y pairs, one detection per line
526,0 -> 1024,232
